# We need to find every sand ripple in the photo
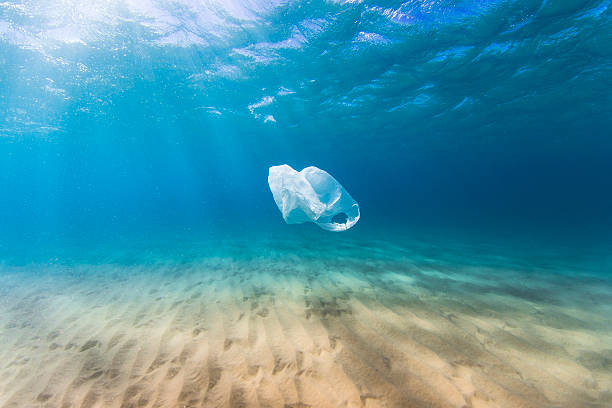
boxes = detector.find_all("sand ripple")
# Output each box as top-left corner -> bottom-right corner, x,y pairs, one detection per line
1,241 -> 611,408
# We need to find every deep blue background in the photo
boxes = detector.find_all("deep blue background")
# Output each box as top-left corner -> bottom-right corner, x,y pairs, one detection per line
1,0 -> 611,253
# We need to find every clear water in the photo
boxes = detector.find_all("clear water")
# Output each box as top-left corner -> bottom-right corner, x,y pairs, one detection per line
1,1 -> 612,407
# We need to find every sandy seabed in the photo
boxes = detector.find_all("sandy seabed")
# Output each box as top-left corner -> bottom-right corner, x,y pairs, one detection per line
1,236 -> 611,408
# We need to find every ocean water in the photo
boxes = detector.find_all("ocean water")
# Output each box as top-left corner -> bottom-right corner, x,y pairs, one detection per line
1,0 -> 612,407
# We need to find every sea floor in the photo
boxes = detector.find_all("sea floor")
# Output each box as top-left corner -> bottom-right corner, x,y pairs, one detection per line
1,231 -> 611,408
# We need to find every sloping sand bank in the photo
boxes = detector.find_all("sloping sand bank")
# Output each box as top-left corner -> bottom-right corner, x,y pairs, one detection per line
1,238 -> 611,408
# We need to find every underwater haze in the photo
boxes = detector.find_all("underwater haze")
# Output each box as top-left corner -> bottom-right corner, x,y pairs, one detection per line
1,1 -> 612,407
1,0 -> 612,244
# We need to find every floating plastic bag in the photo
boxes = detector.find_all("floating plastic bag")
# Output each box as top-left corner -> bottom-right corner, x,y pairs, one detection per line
268,164 -> 360,231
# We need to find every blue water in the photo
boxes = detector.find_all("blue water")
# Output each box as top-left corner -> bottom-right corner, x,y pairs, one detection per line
1,0 -> 612,251
1,1 -> 612,407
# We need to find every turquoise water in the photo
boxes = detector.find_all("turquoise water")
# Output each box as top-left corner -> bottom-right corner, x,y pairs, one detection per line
1,1 -> 612,407
1,0 -> 611,243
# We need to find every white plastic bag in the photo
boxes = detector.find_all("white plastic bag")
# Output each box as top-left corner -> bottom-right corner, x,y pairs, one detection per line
268,164 -> 360,231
